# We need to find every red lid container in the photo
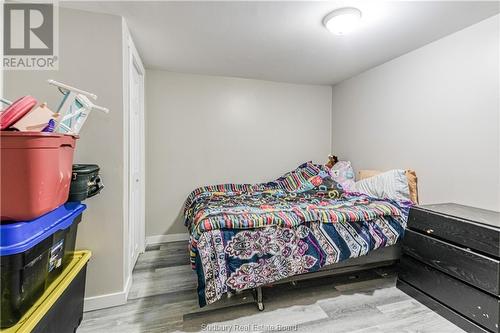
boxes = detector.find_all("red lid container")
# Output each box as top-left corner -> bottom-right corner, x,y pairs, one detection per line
0,96 -> 37,130
0,132 -> 78,221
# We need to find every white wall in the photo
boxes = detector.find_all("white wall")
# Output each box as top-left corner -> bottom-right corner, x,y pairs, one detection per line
331,15 -> 500,211
146,71 -> 332,236
4,8 -> 128,307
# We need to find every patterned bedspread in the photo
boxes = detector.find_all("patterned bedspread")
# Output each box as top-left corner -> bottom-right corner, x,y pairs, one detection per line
184,163 -> 410,306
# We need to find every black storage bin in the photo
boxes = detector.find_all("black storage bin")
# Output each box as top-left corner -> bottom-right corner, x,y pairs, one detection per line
0,203 -> 86,328
69,164 -> 103,201
4,251 -> 91,333
31,252 -> 90,333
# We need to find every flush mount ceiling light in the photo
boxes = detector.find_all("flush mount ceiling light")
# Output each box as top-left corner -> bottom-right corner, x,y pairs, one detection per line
323,7 -> 362,36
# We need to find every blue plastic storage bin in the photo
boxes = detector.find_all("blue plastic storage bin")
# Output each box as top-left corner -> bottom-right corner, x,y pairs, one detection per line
0,202 -> 86,328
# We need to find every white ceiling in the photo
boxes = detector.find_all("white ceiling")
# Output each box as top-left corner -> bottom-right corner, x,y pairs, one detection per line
62,1 -> 499,85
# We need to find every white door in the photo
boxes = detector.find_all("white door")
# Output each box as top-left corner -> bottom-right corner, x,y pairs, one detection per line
129,55 -> 144,271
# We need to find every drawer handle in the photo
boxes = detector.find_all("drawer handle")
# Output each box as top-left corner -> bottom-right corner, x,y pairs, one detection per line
425,229 -> 434,234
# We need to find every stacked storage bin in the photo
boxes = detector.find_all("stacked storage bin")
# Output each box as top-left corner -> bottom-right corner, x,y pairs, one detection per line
0,132 -> 78,221
3,251 -> 91,333
0,110 -> 104,332
1,84 -> 106,331
0,203 -> 86,328
0,132 -> 88,330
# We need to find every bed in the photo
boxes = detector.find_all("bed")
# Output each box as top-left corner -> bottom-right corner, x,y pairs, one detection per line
184,162 -> 411,310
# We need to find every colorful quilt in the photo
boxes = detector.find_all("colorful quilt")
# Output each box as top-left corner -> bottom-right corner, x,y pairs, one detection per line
184,163 -> 410,306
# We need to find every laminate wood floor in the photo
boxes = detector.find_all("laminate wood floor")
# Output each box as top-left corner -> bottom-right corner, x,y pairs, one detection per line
78,241 -> 465,333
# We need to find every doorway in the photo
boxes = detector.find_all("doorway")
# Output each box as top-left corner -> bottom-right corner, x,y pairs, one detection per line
128,40 -> 145,274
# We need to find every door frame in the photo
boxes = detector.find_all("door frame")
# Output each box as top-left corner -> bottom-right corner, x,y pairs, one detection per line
126,34 -> 145,274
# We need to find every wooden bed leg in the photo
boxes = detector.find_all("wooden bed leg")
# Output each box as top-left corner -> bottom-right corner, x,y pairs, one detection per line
255,287 -> 264,311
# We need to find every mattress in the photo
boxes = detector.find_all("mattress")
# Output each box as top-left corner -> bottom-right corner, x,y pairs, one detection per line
184,164 -> 410,306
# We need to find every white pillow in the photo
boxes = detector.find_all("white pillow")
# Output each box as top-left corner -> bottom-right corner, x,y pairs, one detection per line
353,169 -> 411,202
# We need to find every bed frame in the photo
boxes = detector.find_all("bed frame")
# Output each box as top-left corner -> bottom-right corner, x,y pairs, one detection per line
185,244 -> 401,317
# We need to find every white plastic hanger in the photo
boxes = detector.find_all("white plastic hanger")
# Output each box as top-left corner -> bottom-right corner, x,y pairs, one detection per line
48,80 -> 109,134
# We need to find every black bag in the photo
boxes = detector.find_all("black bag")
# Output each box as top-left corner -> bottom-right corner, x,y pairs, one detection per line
68,164 -> 103,202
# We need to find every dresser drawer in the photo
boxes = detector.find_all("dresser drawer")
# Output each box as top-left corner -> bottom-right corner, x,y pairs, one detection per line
403,229 -> 500,295
399,255 -> 500,333
408,206 -> 499,258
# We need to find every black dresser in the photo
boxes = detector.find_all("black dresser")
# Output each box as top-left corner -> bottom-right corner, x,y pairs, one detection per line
397,203 -> 500,333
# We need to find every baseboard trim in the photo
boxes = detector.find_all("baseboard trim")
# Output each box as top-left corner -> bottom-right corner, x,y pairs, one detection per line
124,272 -> 132,300
84,274 -> 132,312
84,289 -> 127,312
146,233 -> 189,245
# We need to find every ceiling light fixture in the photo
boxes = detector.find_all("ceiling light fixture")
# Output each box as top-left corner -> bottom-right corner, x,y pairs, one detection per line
323,7 -> 362,36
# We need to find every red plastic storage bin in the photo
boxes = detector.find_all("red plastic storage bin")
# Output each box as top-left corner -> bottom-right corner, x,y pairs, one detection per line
0,132 -> 78,221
